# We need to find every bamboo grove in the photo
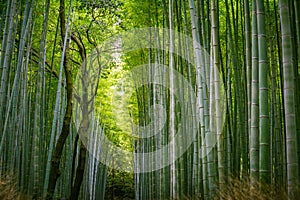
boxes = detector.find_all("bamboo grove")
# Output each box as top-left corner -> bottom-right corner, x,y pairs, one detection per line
0,0 -> 299,199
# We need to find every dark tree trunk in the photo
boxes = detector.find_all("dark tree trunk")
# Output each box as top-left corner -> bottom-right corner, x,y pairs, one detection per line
45,0 -> 73,199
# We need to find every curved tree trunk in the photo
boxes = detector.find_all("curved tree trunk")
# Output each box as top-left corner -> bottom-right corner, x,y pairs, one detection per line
45,0 -> 73,199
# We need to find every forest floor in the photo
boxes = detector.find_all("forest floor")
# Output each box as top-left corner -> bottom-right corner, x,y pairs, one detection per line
0,175 -> 291,200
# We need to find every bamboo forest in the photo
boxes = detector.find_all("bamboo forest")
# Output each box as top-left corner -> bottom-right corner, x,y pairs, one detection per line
0,0 -> 300,199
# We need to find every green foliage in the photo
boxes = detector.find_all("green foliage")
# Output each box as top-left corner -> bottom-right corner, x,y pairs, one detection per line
0,0 -> 300,199
105,170 -> 134,200
95,62 -> 136,152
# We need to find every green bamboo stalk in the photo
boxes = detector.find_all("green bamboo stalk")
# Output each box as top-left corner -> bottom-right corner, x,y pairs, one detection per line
257,0 -> 270,184
244,0 -> 252,172
279,0 -> 299,197
0,0 -> 17,139
250,0 -> 259,184
211,0 -> 224,191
